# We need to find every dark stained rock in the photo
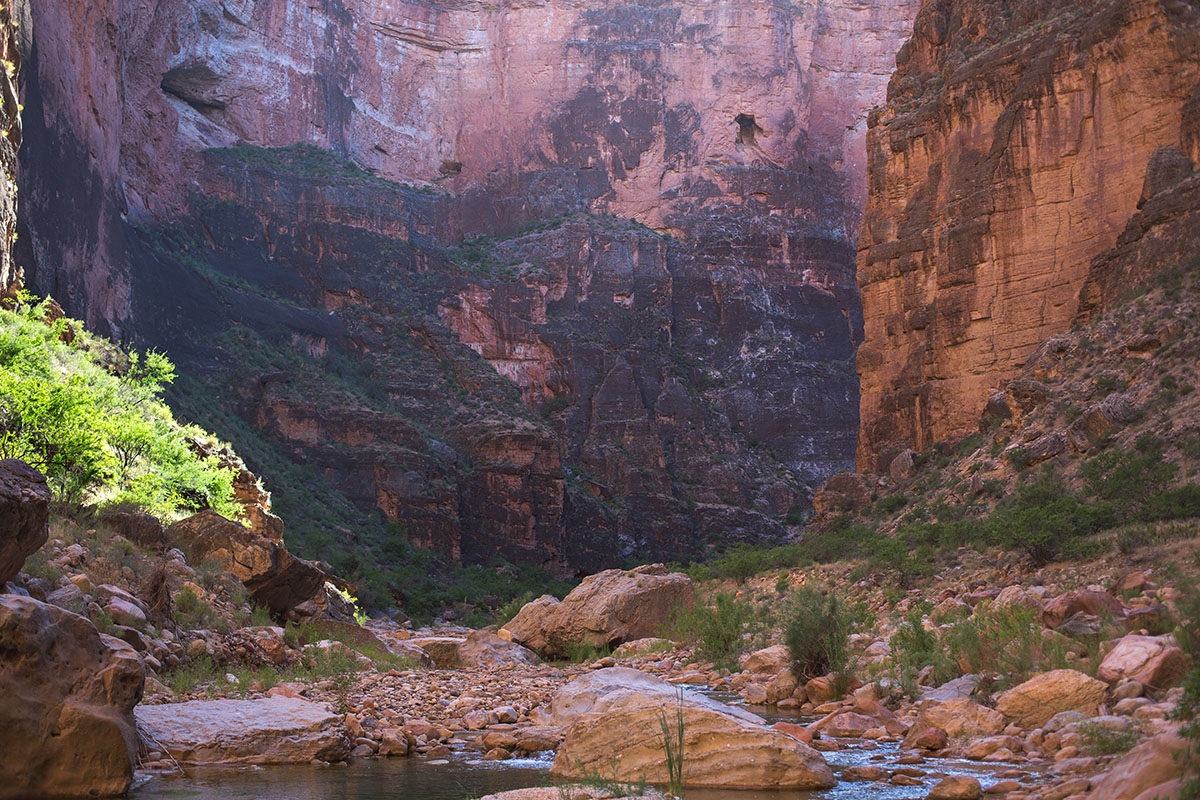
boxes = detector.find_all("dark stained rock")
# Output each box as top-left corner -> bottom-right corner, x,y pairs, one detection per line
0,459 -> 49,585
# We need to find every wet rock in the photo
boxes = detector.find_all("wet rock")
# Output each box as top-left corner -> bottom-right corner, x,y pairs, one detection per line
0,459 -> 49,585
134,695 -> 352,764
0,594 -> 144,798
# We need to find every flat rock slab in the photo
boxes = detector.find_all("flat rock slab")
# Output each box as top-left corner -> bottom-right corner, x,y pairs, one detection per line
135,696 -> 351,764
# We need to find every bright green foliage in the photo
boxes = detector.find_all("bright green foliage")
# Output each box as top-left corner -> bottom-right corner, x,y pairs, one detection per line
0,296 -> 238,517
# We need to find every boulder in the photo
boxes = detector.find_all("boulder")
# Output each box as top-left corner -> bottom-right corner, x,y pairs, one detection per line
992,585 -> 1044,615
134,695 -> 352,764
543,668 -> 834,790
902,697 -> 1004,748
1043,590 -> 1125,629
0,459 -> 49,585
1097,635 -> 1190,689
0,594 -> 144,799
502,565 -> 694,657
741,645 -> 790,674
456,629 -> 539,669
168,510 -> 325,613
928,776 -> 982,800
995,669 -> 1108,729
406,636 -> 465,668
1086,728 -> 1187,800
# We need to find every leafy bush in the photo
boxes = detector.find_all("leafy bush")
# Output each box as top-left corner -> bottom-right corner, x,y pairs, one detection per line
0,296 -> 238,517
661,592 -> 751,670
889,609 -> 955,695
782,588 -> 854,688
984,472 -> 1115,562
941,605 -> 1074,690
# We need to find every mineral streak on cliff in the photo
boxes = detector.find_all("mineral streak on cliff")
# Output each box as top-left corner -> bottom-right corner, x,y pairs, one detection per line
855,0 -> 1200,472
16,0 -> 920,568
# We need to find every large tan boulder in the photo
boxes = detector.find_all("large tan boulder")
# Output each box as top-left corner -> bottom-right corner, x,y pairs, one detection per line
901,697 -> 1004,748
407,636 -> 465,668
134,695 -> 351,764
502,565 -> 695,657
996,669 -> 1108,729
0,459 -> 49,585
1097,635 -> 1190,689
543,668 -> 834,790
1086,728 -> 1187,800
741,645 -> 791,674
168,510 -> 325,613
0,594 -> 144,799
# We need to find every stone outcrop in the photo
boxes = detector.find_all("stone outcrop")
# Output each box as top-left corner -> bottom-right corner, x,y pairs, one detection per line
0,459 -> 49,585
133,696 -> 352,764
16,0 -> 921,569
543,668 -> 835,790
501,565 -> 694,657
0,594 -> 144,799
1085,727 -> 1189,800
168,510 -> 326,614
995,669 -> 1108,729
855,0 -> 1200,469
0,0 -> 21,298
901,697 -> 1004,748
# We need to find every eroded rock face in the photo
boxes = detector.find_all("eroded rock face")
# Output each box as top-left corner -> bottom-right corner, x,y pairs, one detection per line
502,565 -> 694,657
168,510 -> 325,613
0,459 -> 49,585
17,0 -> 920,569
544,668 -> 835,790
133,696 -> 352,764
0,594 -> 144,799
0,0 -> 21,298
855,0 -> 1200,469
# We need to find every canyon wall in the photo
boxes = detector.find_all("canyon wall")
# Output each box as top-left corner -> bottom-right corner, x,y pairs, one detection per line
16,0 -> 919,572
855,0 -> 1200,471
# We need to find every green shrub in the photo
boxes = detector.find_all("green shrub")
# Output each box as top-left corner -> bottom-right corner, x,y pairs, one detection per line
941,605 -> 1072,690
1078,721 -> 1144,755
985,472 -> 1115,562
661,592 -> 751,670
0,296 -> 238,517
782,588 -> 854,689
889,610 -> 956,695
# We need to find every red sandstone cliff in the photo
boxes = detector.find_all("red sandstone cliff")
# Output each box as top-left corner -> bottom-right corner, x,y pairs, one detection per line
855,0 -> 1200,472
14,0 -> 921,569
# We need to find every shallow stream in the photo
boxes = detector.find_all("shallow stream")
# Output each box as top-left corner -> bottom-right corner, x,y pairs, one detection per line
132,695 -> 1042,800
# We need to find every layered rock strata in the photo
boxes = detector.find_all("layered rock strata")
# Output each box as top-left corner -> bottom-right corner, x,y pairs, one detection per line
856,0 -> 1200,470
17,0 -> 920,568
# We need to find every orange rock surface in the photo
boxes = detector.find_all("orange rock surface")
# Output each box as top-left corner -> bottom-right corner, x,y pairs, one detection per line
855,0 -> 1200,470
